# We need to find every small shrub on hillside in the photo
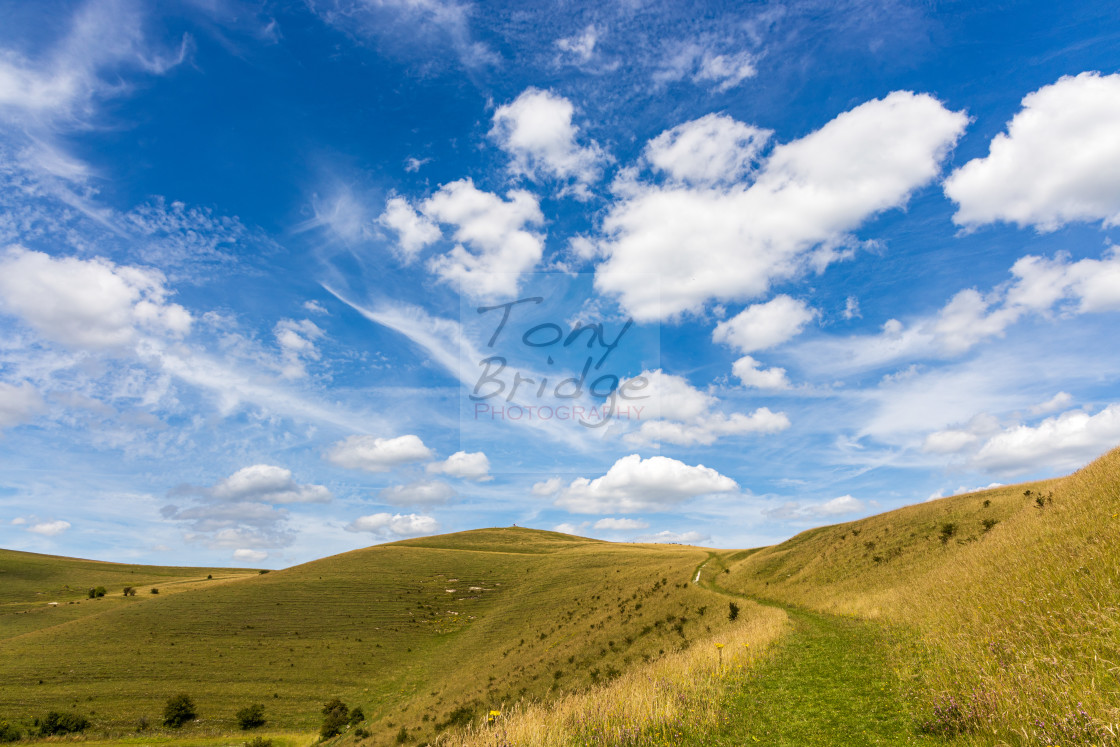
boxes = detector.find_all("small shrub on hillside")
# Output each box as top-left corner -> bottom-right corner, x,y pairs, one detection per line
236,703 -> 266,730
150,588 -> 159,594
939,523 -> 957,544
728,602 -> 740,621
163,693 -> 197,728
245,737 -> 273,747
36,711 -> 90,736
981,518 -> 999,533
348,707 -> 365,726
320,698 -> 349,738
1026,489 -> 1053,508
436,705 -> 474,732
88,586 -> 106,598
395,724 -> 409,743
0,721 -> 21,742
982,499 -> 991,507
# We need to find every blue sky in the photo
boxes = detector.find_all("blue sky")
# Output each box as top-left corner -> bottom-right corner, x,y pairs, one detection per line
1,0 -> 1119,567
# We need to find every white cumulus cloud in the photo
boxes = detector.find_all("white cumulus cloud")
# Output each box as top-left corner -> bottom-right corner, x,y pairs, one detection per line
554,454 -> 738,514
970,403 -> 1120,475
946,71 -> 1120,231
0,247 -> 192,350
596,92 -> 967,320
325,434 -> 433,472
490,88 -> 606,193
426,450 -> 491,481
645,113 -> 770,186
378,196 -> 442,261
714,295 -> 816,353
346,512 -> 440,538
27,519 -> 71,536
731,356 -> 790,389
621,369 -> 790,446
210,464 -> 332,504
420,179 -> 545,299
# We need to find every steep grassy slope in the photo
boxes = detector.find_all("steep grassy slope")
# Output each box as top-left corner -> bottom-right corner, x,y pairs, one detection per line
0,548 -> 255,641
716,479 -> 1057,615
0,528 -> 759,746
720,450 -> 1120,744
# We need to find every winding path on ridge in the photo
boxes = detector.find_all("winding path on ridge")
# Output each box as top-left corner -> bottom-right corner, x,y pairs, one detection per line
693,553 -> 947,746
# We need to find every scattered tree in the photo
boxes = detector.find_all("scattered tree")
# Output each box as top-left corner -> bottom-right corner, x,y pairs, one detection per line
728,602 -> 740,621
320,698 -> 350,738
163,693 -> 197,728
236,704 -> 266,730
123,586 -> 137,597
36,711 -> 90,736
0,721 -> 21,742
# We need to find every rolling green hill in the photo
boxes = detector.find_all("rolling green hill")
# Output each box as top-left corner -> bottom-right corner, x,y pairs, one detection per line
0,528 -> 768,746
0,549 -> 257,641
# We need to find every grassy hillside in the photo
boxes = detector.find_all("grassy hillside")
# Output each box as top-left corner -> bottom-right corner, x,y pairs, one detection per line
0,528 -> 773,746
0,549 -> 256,641
718,450 -> 1120,745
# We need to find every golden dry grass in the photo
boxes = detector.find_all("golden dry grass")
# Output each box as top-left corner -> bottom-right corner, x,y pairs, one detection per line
436,598 -> 787,747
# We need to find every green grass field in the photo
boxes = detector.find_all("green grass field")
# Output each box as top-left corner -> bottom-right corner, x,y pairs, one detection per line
0,529 -> 754,746
3,447 -> 1119,747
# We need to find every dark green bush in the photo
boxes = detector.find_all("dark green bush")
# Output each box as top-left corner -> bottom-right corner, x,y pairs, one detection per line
236,703 -> 266,730
0,721 -> 21,742
395,724 -> 409,743
163,693 -> 197,728
728,601 -> 740,621
939,523 -> 957,544
245,737 -> 273,747
36,711 -> 90,736
320,698 -> 349,738
436,705 -> 473,732
123,586 -> 136,596
348,707 -> 365,726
